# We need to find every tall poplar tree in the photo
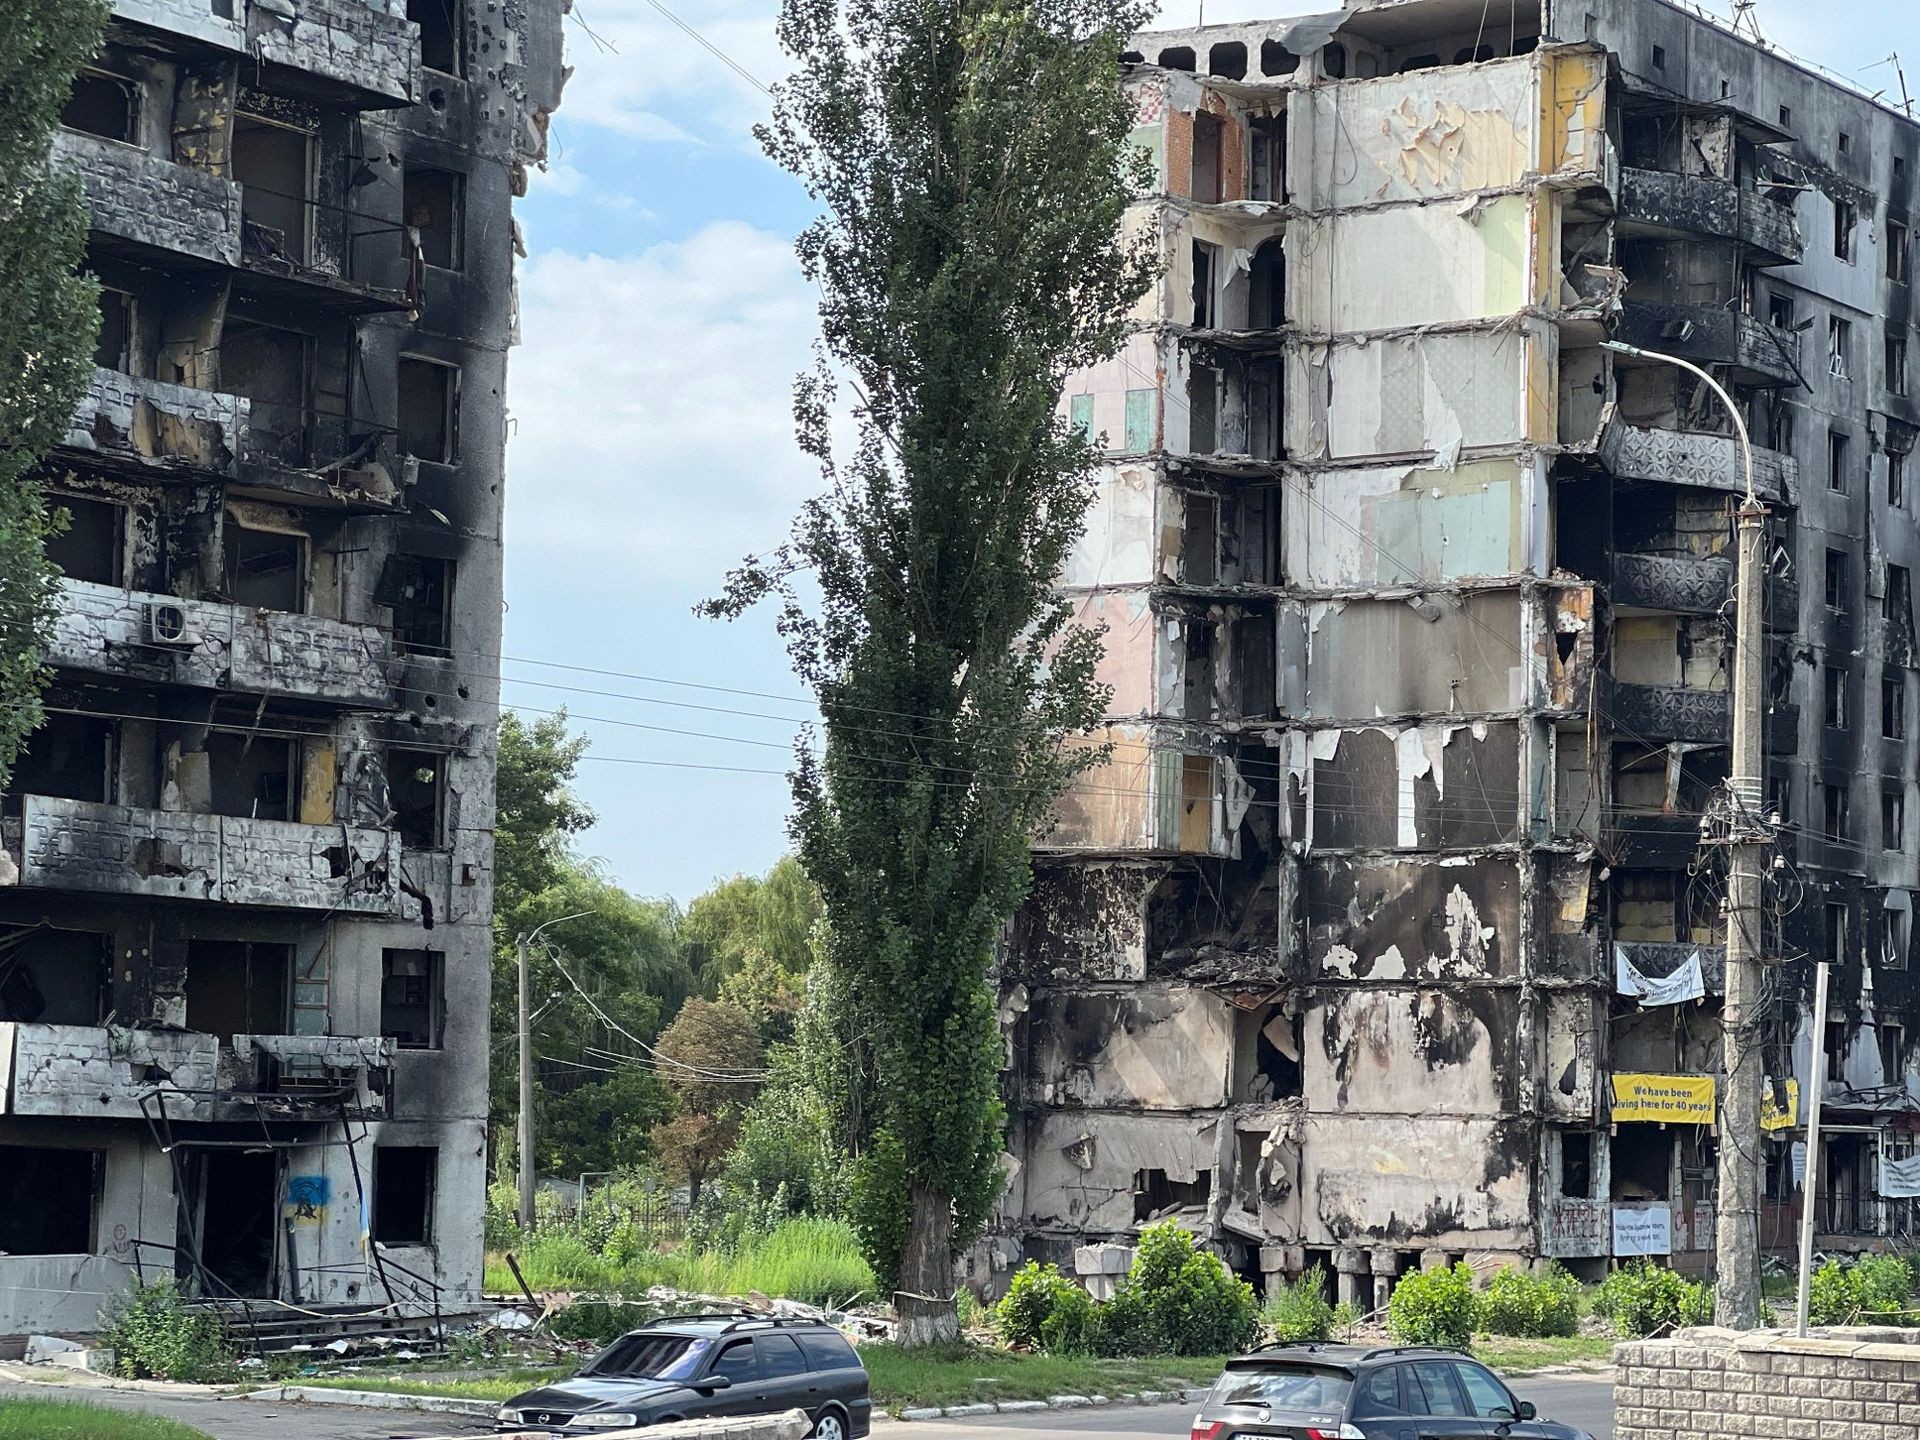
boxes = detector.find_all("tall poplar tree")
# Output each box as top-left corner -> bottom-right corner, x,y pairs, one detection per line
0,1 -> 110,788
711,0 -> 1154,1344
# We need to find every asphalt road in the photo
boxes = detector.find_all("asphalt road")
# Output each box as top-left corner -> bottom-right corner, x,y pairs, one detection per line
0,1375 -> 1615,1440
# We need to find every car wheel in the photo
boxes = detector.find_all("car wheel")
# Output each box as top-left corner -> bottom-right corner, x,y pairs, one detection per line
812,1409 -> 848,1440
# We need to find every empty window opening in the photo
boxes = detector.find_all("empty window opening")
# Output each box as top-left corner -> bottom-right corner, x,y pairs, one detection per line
1829,317 -> 1853,378
180,1148 -> 277,1298
1779,104 -> 1793,129
1191,112 -> 1223,204
1249,238 -> 1286,328
1559,1131 -> 1594,1198
1824,1018 -> 1847,1074
1400,52 -> 1444,73
221,320 -> 312,465
1609,1126 -> 1670,1201
1824,664 -> 1849,729
388,748 -> 444,849
1184,492 -> 1219,585
398,356 -> 458,463
184,940 -> 290,1044
94,288 -> 132,372
11,712 -> 111,805
1321,43 -> 1347,79
1188,364 -> 1218,455
0,926 -> 110,1027
232,113 -> 312,265
1156,46 -> 1196,72
1883,1021 -> 1906,1081
1260,40 -> 1299,77
1839,131 -> 1853,157
1824,784 -> 1851,842
373,1146 -> 436,1244
1826,547 -> 1852,610
62,70 -> 137,143
1892,220 -> 1911,283
1249,115 -> 1287,203
409,0 -> 464,75
1208,42 -> 1247,80
404,166 -> 464,271
1891,333 -> 1910,396
1893,906 -> 1915,971
204,730 -> 296,822
1885,790 -> 1905,850
1133,1167 -> 1210,1223
1886,675 -> 1909,739
0,1148 -> 99,1255
381,948 -> 444,1049
1835,200 -> 1857,262
1650,44 -> 1666,71
376,552 -> 454,657
1893,453 -> 1908,509
1191,241 -> 1217,328
46,493 -> 124,586
1829,430 -> 1852,492
223,518 -> 306,613
1234,1006 -> 1303,1103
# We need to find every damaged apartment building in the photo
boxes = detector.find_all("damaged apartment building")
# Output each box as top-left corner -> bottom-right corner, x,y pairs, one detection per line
0,0 -> 562,1338
1001,0 -> 1920,1303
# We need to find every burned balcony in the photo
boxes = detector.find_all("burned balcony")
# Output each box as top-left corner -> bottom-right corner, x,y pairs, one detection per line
1617,168 -> 1804,266
0,1023 -> 220,1121
49,581 -> 397,708
1606,680 -> 1732,744
241,0 -> 418,111
54,129 -> 242,268
227,1034 -> 394,1121
1600,421 -> 1796,502
7,797 -> 400,914
1615,302 -> 1803,388
66,368 -> 240,479
1611,553 -> 1733,616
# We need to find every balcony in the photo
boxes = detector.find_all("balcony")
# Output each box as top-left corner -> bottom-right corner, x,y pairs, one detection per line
1616,302 -> 1804,388
1599,421 -> 1795,503
241,0 -> 417,111
1608,680 -> 1732,744
7,796 -> 400,914
1614,940 -> 1727,998
0,1025 -> 391,1122
1611,553 -> 1733,615
55,130 -> 241,267
1617,168 -> 1804,266
49,581 -> 397,708
1607,809 -> 1708,867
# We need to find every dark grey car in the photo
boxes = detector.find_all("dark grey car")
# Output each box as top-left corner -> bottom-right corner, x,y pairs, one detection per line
1188,1343 -> 1596,1440
497,1314 -> 871,1439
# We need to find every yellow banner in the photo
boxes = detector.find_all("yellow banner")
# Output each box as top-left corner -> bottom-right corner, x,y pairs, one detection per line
1761,1079 -> 1800,1132
1611,1073 -> 1716,1125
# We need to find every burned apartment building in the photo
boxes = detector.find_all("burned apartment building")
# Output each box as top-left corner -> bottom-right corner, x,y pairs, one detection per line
999,0 -> 1920,1304
0,0 -> 562,1337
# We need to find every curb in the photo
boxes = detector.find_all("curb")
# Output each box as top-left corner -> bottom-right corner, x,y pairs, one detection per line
892,1386 -> 1209,1421
235,1384 -> 499,1418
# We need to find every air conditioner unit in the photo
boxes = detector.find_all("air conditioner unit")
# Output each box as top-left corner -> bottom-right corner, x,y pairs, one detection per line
145,602 -> 196,647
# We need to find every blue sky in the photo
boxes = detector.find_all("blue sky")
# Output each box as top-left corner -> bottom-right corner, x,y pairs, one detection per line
503,0 -> 1910,906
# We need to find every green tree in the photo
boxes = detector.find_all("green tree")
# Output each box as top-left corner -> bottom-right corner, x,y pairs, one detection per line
711,0 -> 1152,1343
649,998 -> 763,1203
0,1 -> 110,790
681,855 -> 823,1029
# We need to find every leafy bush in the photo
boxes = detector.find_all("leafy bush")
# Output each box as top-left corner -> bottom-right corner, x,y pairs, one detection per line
1386,1263 -> 1476,1349
1807,1255 -> 1918,1324
1807,1259 -> 1853,1325
1038,1283 -> 1104,1356
1477,1265 -> 1581,1339
100,1279 -> 235,1382
995,1261 -> 1079,1348
1594,1261 -> 1713,1337
1263,1266 -> 1335,1342
1109,1222 -> 1260,1356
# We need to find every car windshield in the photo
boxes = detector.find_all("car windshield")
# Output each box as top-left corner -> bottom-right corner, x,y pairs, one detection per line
1214,1365 -> 1355,1414
581,1334 -> 712,1380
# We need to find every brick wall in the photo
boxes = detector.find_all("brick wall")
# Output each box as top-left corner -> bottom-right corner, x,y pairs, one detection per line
1615,1327 -> 1920,1439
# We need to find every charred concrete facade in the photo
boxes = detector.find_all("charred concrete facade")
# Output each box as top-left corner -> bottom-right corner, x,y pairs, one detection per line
1001,0 -> 1920,1302
0,0 -> 562,1337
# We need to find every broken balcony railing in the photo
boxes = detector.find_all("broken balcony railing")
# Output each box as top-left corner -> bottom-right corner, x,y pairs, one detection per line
1616,167 -> 1805,267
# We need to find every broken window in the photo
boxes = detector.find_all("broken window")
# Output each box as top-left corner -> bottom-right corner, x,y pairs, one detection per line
373,1146 -> 437,1244
1835,199 -> 1857,262
1892,452 -> 1907,509
0,1148 -> 98,1254
1609,1126 -> 1670,1201
186,1148 -> 278,1298
1132,1166 -> 1209,1223
1886,675 -> 1909,740
1887,904 -> 1912,970
1321,42 -> 1347,79
94,288 -> 132,371
1883,1021 -> 1907,1081
222,517 -> 306,613
388,748 -> 444,849
1828,430 -> 1851,492
11,712 -> 112,804
1249,239 -> 1286,329
1188,364 -> 1218,454
1892,219 -> 1911,283
1260,40 -> 1299,77
1233,1006 -> 1302,1103
184,940 -> 290,1043
62,70 -> 137,143
1191,112 -> 1223,204
232,113 -> 312,265
1191,241 -> 1217,328
1825,1017 -> 1847,1074
204,730 -> 296,821
1558,1132 -> 1594,1199
409,0 -> 464,75
1885,790 -> 1905,851
1184,492 -> 1218,585
398,356 -> 459,463
1824,664 -> 1850,730
221,320 -> 312,465
1123,388 -> 1154,452
404,166 -> 464,271
376,552 -> 454,657
1068,394 -> 1094,442
1829,316 -> 1853,378
1181,619 -> 1215,721
1249,115 -> 1287,203
1826,547 -> 1852,610
1891,332 -> 1910,397
381,949 -> 444,1049
1824,785 -> 1850,842
1208,42 -> 1247,80
1157,46 -> 1196,72
0,927 -> 110,1026
46,493 -> 124,586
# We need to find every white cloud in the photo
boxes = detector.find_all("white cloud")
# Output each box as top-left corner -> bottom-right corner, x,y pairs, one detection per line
556,0 -> 782,146
505,221 -> 821,583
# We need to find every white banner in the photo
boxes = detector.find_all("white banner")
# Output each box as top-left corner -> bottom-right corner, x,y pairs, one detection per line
1880,1151 -> 1920,1199
1615,945 -> 1707,1006
1612,1205 -> 1673,1257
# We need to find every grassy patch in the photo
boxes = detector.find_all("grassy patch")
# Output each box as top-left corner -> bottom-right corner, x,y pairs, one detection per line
1470,1335 -> 1617,1374
296,1367 -> 574,1402
0,1400 -> 214,1439
859,1344 -> 1227,1411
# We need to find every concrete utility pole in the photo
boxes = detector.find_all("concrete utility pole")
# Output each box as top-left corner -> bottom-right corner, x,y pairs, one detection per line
1602,341 -> 1768,1327
1795,960 -> 1833,1336
517,930 -> 536,1232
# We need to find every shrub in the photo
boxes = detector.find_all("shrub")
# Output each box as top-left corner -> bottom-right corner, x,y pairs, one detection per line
995,1261 -> 1078,1348
100,1279 -> 235,1382
1386,1263 -> 1476,1350
1851,1255 -> 1915,1320
1263,1266 -> 1336,1342
1111,1222 -> 1260,1356
1477,1265 -> 1581,1339
1594,1261 -> 1713,1337
1039,1283 -> 1104,1356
